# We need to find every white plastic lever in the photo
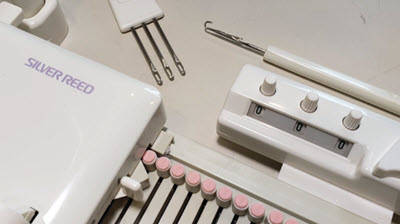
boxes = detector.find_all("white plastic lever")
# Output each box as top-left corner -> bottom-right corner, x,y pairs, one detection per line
120,176 -> 144,201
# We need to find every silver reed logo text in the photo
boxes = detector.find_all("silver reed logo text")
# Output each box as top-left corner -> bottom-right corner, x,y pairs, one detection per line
24,57 -> 95,94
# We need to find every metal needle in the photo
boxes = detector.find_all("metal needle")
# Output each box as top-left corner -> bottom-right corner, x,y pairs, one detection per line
204,21 -> 266,56
131,27 -> 163,85
142,23 -> 174,81
153,19 -> 186,76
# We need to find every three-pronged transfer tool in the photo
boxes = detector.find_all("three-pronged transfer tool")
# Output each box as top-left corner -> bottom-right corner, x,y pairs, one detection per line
109,0 -> 185,85
204,21 -> 400,116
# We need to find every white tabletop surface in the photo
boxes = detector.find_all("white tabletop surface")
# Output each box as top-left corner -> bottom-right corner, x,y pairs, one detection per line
59,0 -> 400,176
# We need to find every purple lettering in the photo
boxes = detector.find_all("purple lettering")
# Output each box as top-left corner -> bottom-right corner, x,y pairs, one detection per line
24,58 -> 36,67
77,81 -> 86,91
62,74 -> 73,84
84,85 -> 94,94
39,64 -> 49,73
45,67 -> 55,76
35,62 -> 50,73
54,70 -> 63,80
70,78 -> 80,88
25,57 -> 94,94
34,62 -> 41,71
32,60 -> 39,69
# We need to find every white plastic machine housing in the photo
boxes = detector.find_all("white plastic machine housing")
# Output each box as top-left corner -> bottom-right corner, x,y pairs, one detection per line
217,64 -> 400,214
0,22 -> 166,224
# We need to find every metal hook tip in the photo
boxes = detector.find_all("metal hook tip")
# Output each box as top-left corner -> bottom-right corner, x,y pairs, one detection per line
204,21 -> 213,28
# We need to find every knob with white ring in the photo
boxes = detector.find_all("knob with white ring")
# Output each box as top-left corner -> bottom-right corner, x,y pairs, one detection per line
216,186 -> 232,208
170,163 -> 185,185
142,150 -> 157,172
269,210 -> 284,224
185,171 -> 201,193
301,92 -> 319,113
285,219 -> 299,224
248,202 -> 265,223
156,157 -> 171,178
343,109 -> 362,130
260,76 -> 277,96
232,194 -> 249,216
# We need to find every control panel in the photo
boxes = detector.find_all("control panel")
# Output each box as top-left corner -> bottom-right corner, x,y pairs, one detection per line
217,64 -> 400,214
247,103 -> 354,157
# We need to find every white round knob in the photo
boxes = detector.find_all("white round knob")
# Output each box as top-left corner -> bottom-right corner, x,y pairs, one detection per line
343,109 -> 362,130
260,76 -> 277,96
301,92 -> 319,113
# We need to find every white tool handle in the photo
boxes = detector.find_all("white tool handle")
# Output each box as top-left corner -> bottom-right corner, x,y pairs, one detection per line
109,0 -> 164,32
264,46 -> 400,116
